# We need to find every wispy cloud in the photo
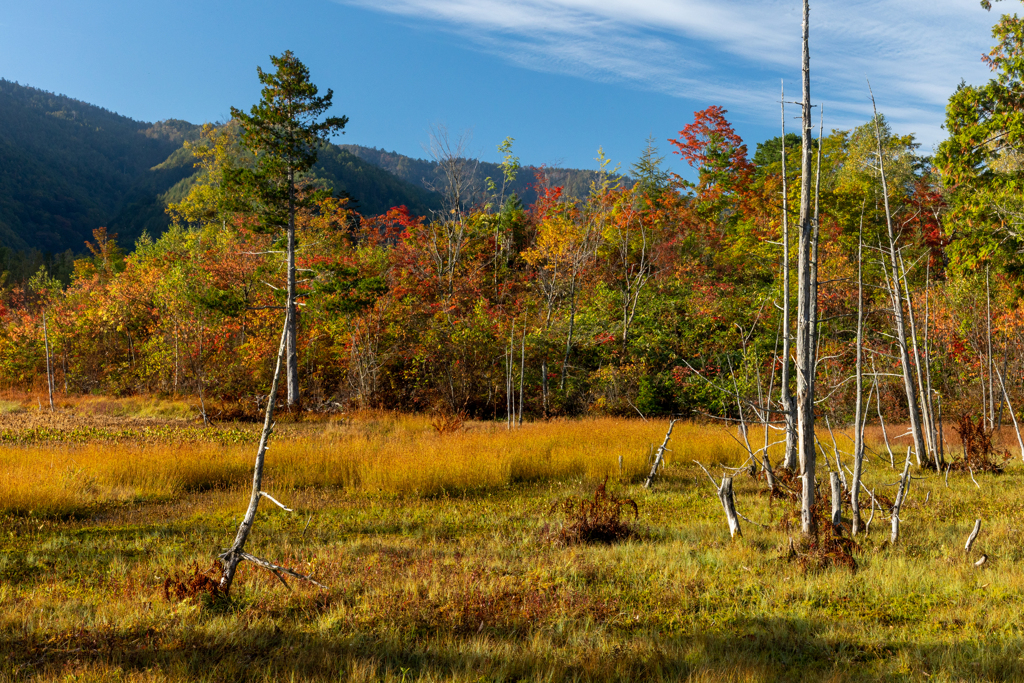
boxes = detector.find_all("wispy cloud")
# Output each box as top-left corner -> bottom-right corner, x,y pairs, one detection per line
338,0 -> 997,147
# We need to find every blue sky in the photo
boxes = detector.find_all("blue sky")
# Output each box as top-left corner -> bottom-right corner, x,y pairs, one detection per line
0,0 -> 1001,175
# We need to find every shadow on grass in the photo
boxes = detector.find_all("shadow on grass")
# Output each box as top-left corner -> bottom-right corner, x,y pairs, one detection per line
3,615 -> 1022,682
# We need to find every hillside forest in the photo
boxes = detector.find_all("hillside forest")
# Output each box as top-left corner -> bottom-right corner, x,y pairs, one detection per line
1,9 -> 1024,435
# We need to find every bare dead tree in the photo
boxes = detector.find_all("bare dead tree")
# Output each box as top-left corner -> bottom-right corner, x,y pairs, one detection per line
923,262 -> 939,461
423,125 -> 478,304
695,461 -> 742,539
965,519 -> 982,555
830,472 -> 842,528
644,418 -> 677,489
994,365 -> 1024,461
780,81 -> 798,471
796,0 -> 818,534
851,209 -> 866,534
890,448 -> 913,545
42,312 -> 55,412
870,85 -> 928,470
219,315 -> 324,594
899,251 -> 940,469
518,325 -> 525,426
425,124 -> 478,218
987,266 -> 995,429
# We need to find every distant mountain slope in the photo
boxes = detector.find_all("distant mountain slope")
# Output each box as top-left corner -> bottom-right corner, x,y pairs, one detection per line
312,145 -> 442,216
0,79 -> 196,253
340,144 -> 629,208
0,81 -> 441,255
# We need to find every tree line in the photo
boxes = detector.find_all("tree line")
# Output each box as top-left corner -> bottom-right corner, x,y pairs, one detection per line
1,11 -> 1023,440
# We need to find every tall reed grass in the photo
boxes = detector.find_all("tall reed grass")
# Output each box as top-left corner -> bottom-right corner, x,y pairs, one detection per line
0,416 -> 756,516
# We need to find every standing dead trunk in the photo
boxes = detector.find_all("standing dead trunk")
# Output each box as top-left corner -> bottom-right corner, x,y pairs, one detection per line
644,418 -> 677,489
560,278 -> 579,392
286,170 -> 300,409
899,252 -> 939,470
830,472 -> 842,529
870,87 -> 928,470
890,448 -> 912,546
42,313 -> 54,412
937,393 -> 946,465
518,327 -> 525,426
994,366 -> 1024,462
541,359 -> 549,419
795,0 -> 817,535
987,266 -> 995,429
923,262 -> 941,465
697,460 -> 744,539
507,320 -> 514,430
719,477 -> 742,539
779,82 -> 798,471
851,214 -> 866,534
220,315 -> 288,593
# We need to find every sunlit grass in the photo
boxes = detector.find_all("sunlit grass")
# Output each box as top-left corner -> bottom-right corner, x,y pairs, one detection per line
5,414 -> 1024,681
0,416 -> 757,516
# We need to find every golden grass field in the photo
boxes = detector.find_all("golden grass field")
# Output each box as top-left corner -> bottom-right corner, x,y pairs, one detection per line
2,400 -> 1024,682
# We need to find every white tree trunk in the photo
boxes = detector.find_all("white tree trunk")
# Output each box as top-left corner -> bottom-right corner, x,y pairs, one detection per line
796,0 -> 817,534
780,81 -> 798,471
870,88 -> 928,470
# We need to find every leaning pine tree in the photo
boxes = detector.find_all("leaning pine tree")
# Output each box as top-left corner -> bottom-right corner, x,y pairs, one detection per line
227,50 -> 348,409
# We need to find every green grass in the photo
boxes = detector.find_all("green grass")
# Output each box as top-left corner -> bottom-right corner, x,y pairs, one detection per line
0,400 -> 24,414
2,416 -> 1023,682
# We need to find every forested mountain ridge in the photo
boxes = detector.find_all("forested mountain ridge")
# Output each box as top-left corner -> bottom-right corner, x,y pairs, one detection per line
0,80 -> 441,262
0,80 -> 625,268
0,79 -> 196,255
340,144 -> 631,207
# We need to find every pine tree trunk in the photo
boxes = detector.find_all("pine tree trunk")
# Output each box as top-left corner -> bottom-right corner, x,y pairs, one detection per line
286,169 -> 300,408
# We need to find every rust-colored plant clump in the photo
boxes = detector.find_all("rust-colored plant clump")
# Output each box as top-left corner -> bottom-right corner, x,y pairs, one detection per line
952,414 -> 1011,473
552,476 -> 639,545
163,561 -> 223,602
431,410 -> 466,435
780,496 -> 859,574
